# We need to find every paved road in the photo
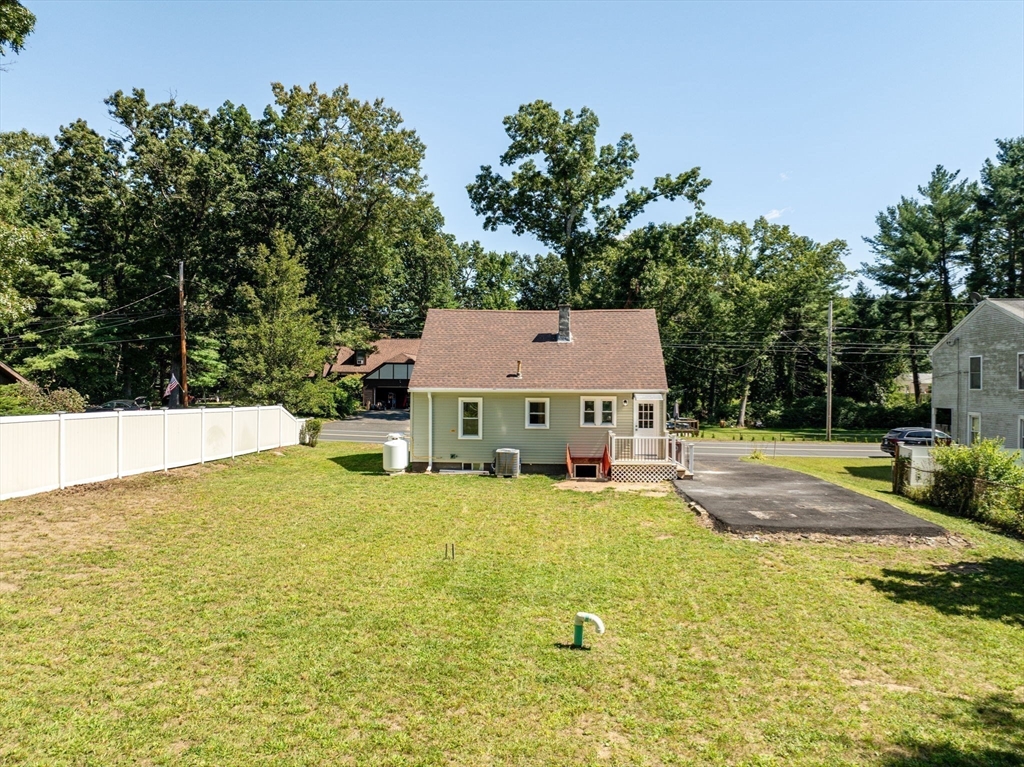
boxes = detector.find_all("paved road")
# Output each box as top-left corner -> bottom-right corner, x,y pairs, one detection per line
691,441 -> 887,459
321,417 -> 887,459
678,459 -> 944,536
321,411 -> 410,444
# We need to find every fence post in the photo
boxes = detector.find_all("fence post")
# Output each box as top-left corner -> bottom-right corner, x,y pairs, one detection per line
162,407 -> 169,472
58,411 -> 66,490
278,403 -> 283,448
256,405 -> 261,453
117,409 -> 124,479
230,406 -> 236,459
200,407 -> 206,464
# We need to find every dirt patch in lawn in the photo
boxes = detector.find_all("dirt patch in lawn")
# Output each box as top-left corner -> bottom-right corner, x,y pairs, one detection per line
0,466 -> 208,562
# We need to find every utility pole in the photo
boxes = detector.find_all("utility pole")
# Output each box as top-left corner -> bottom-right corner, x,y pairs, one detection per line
823,301 -> 831,442
178,260 -> 188,407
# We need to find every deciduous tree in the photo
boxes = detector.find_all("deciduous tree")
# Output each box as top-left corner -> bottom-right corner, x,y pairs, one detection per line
467,101 -> 708,299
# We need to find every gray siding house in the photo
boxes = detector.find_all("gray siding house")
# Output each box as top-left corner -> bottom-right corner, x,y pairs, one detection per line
930,298 -> 1024,449
408,307 -> 685,480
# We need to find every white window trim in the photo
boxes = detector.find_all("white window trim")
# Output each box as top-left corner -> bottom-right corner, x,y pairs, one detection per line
969,355 -> 983,390
524,398 -> 550,429
458,397 -> 483,440
1018,352 -> 1023,391
579,396 -> 616,428
968,411 -> 981,445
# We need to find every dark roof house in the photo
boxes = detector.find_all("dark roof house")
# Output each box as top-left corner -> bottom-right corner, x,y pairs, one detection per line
325,338 -> 421,410
407,307 -> 683,480
0,361 -> 29,386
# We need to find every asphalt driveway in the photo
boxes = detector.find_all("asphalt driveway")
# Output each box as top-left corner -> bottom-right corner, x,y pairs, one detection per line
321,411 -> 410,444
677,459 -> 945,536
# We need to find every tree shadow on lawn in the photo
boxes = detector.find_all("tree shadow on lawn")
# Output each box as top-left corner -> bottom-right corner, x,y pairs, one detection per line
330,453 -> 387,475
880,693 -> 1024,766
859,557 -> 1024,627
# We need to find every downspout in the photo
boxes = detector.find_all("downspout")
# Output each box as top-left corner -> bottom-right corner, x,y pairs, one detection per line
427,391 -> 433,473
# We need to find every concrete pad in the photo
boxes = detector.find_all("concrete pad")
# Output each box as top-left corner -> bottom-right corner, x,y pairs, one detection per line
677,460 -> 945,537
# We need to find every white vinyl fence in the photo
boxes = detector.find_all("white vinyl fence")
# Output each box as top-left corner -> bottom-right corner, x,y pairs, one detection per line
0,405 -> 305,501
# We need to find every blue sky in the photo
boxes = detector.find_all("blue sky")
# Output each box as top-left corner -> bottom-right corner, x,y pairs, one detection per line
2,1 -> 1022,286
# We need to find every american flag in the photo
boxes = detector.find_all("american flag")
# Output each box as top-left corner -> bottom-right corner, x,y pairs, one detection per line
163,373 -> 180,398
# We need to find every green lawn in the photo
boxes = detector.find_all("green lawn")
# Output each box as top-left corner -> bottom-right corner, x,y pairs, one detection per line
691,427 -> 887,443
2,444 -> 1023,765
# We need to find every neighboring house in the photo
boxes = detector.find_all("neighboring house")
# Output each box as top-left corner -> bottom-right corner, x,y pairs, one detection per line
930,297 -> 1024,449
894,372 -> 932,398
407,306 -> 687,480
325,338 -> 420,409
0,361 -> 29,386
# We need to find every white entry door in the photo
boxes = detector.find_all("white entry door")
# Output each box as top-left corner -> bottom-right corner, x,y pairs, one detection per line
633,398 -> 659,459
634,399 -> 658,437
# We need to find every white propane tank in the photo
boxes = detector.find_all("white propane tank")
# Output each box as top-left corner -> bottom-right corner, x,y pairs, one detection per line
383,434 -> 409,474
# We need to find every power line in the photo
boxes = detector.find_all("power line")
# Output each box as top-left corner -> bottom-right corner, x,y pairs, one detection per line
1,334 -> 179,353
0,286 -> 175,342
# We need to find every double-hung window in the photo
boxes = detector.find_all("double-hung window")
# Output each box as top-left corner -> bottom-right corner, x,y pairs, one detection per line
459,397 -> 482,439
580,397 -> 615,427
969,356 -> 983,390
525,398 -> 549,429
969,413 -> 981,445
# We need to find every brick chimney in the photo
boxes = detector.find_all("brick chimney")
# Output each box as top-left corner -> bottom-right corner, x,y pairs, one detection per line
557,305 -> 572,343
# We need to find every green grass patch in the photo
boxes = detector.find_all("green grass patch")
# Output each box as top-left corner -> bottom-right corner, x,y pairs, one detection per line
692,427 -> 887,443
2,445 -> 1023,765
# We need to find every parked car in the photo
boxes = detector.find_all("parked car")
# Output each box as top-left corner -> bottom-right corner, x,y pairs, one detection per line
91,397 -> 149,412
880,427 -> 952,456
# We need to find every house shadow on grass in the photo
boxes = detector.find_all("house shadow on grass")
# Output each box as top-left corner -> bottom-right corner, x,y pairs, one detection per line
844,463 -> 893,484
330,453 -> 387,475
859,557 -> 1024,627
879,693 -> 1024,766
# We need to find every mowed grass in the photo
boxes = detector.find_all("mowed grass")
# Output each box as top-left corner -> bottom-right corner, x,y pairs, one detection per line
2,445 -> 1023,766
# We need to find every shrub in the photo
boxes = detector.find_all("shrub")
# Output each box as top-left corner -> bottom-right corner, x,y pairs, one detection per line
764,395 -> 930,430
929,439 -> 1024,532
300,418 -> 323,447
334,375 -> 364,418
0,382 -> 87,416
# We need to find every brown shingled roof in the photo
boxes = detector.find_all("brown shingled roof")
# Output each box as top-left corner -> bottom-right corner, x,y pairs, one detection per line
408,309 -> 667,391
325,338 -> 421,376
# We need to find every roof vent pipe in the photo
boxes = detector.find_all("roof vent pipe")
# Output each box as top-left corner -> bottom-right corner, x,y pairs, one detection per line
557,305 -> 572,343
516,360 -> 522,378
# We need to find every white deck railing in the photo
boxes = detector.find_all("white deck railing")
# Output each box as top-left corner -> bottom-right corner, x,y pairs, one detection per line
607,432 -> 694,473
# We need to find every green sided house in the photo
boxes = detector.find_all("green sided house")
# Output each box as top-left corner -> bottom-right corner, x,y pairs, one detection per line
407,306 -> 690,481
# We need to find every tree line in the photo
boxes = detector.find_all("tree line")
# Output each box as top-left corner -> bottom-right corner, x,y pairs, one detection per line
0,8 -> 1020,422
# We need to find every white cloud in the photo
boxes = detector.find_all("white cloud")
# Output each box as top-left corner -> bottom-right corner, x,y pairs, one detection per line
779,172 -> 791,181
764,208 -> 788,220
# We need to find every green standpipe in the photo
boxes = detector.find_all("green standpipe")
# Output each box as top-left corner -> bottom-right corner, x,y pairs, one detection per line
572,612 -> 605,648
